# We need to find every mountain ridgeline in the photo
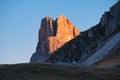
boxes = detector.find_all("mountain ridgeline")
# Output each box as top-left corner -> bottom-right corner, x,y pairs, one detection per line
30,1 -> 120,66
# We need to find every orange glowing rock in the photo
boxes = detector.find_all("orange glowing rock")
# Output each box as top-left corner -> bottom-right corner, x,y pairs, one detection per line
30,14 -> 80,62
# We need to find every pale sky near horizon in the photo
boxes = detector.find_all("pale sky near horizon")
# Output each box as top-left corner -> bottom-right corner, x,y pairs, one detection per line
0,0 -> 118,64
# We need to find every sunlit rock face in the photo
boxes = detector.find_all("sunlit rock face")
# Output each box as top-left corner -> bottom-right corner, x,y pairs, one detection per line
30,15 -> 80,62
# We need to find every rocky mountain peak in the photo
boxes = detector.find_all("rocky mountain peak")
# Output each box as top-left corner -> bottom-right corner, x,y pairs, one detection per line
57,14 -> 67,22
30,15 -> 80,62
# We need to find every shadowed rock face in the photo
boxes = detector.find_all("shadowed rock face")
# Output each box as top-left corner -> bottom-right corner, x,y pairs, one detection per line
30,15 -> 80,62
48,1 -> 120,64
100,1 -> 120,35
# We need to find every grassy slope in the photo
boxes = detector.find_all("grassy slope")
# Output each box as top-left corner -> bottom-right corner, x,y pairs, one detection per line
0,63 -> 120,80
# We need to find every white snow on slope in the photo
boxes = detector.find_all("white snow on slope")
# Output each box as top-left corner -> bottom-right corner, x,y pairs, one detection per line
81,32 -> 120,66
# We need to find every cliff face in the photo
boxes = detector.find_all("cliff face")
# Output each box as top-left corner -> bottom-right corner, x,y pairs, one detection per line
100,1 -> 120,35
30,15 -> 80,62
48,1 -> 120,65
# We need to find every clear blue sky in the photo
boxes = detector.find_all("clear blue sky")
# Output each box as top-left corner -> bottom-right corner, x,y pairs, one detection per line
0,0 -> 118,64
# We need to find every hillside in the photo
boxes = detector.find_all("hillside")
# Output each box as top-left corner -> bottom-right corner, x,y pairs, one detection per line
81,32 -> 120,66
0,63 -> 120,80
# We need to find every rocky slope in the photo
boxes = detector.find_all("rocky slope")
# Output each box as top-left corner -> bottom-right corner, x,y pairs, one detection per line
30,15 -> 80,62
94,43 -> 120,68
81,32 -> 120,66
48,1 -> 120,65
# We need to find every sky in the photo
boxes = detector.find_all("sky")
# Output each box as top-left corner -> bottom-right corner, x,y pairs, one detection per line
0,0 -> 118,64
